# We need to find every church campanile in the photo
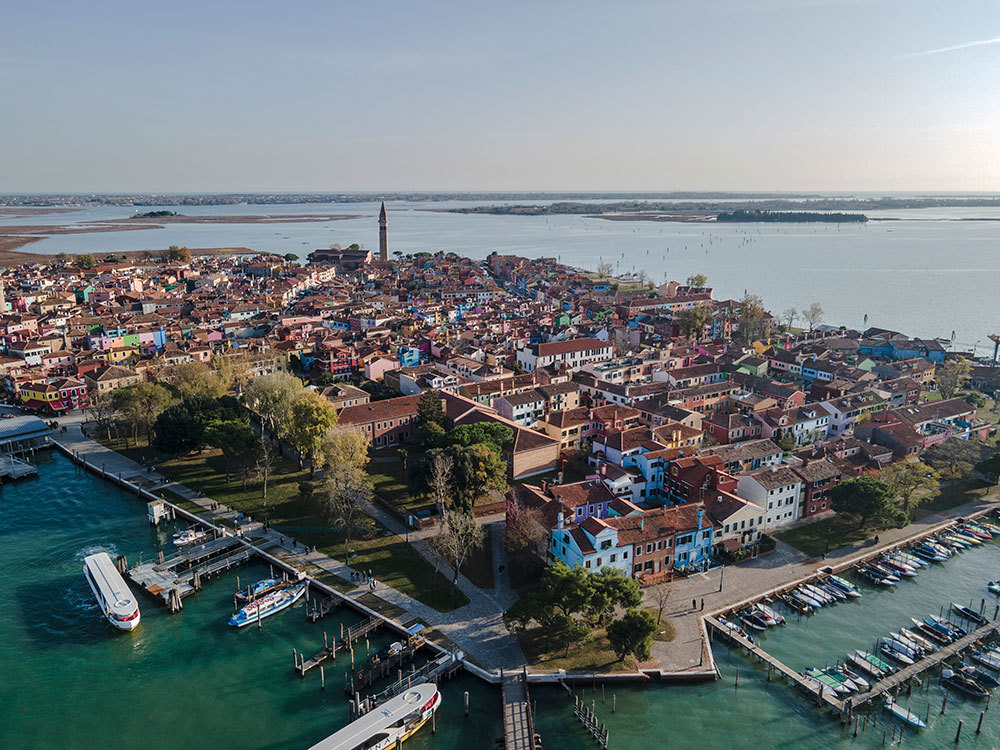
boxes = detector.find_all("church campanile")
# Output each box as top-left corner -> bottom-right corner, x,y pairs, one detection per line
378,202 -> 388,261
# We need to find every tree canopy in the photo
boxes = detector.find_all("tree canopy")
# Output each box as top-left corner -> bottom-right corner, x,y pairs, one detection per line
831,475 -> 906,530
607,608 -> 657,662
286,390 -> 338,474
880,459 -> 939,518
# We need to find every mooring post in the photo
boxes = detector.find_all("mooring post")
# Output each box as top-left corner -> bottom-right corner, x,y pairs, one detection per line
943,690 -> 949,714
977,711 -> 984,734
612,693 -> 616,713
735,667 -> 739,689
320,666 -> 325,690
464,690 -> 469,717
293,648 -> 297,670
955,719 -> 963,743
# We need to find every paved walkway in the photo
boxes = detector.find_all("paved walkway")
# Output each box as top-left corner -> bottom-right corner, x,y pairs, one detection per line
53,411 -> 526,670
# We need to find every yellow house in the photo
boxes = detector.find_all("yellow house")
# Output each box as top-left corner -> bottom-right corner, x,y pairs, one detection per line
537,407 -> 590,451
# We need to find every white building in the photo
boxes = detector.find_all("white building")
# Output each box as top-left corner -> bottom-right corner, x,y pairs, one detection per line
516,338 -> 614,373
737,466 -> 802,530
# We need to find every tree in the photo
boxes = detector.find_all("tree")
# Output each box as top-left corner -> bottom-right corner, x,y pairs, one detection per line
86,394 -> 118,441
443,422 -> 513,455
776,432 -> 797,452
321,427 -> 375,566
607,609 -> 657,662
781,307 -> 797,330
938,358 -> 972,399
112,382 -> 173,444
397,447 -> 408,474
417,420 -> 447,449
153,401 -> 205,456
802,302 -> 824,332
204,419 -> 259,484
212,350 -> 255,395
537,561 -> 596,619
596,261 -> 614,279
167,361 -> 227,400
167,245 -> 192,264
924,438 -> 982,480
55,252 -> 71,264
831,476 -> 905,530
254,435 -> 277,499
685,273 -> 708,288
284,253 -> 299,262
435,509 -> 485,594
505,501 -> 549,569
447,443 -> 508,511
975,453 -> 1000,484
286,390 -> 338,474
427,451 -> 453,515
243,372 -> 304,439
418,390 -> 445,426
736,294 -> 768,343
675,302 -> 712,341
649,583 -> 671,625
965,392 -> 987,408
880,459 -> 940,518
544,611 -> 591,657
76,253 -> 96,270
586,567 -> 642,626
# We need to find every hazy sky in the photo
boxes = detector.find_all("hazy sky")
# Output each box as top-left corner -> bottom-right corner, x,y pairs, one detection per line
3,0 -> 999,192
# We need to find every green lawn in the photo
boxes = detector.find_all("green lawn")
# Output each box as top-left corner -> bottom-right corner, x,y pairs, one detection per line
518,626 -> 638,673
776,516 -> 875,558
915,478 -> 992,517
646,611 -> 676,642
368,457 -> 430,512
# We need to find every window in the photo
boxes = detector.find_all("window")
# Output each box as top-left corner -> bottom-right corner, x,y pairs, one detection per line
646,543 -> 653,554
610,554 -> 617,563
623,550 -> 628,558
596,557 -> 602,566
585,560 -> 591,568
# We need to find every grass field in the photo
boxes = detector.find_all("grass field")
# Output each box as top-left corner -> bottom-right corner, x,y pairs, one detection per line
776,516 -> 874,558
518,626 -> 638,673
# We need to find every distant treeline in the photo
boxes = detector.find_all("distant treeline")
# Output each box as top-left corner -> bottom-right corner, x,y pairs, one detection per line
133,210 -> 178,218
716,209 -> 867,223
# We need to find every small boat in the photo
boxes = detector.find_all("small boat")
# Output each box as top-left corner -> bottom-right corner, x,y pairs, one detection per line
954,530 -> 984,545
989,581 -> 1000,596
820,666 -> 860,692
959,664 -> 1000,688
884,697 -> 926,729
952,603 -> 988,625
899,628 -> 936,652
962,526 -> 991,541
867,563 -> 900,582
971,651 -> 1000,671
855,650 -> 893,675
879,639 -> 915,666
718,617 -> 754,644
308,682 -> 441,750
880,558 -> 918,577
836,665 -> 870,691
826,575 -> 862,597
856,566 -> 895,586
754,602 -> 785,625
889,632 -> 925,657
979,521 -> 1000,535
173,528 -> 208,546
848,652 -> 886,679
802,584 -> 834,605
910,618 -> 952,646
740,612 -> 770,631
942,534 -> 972,549
804,668 -> 851,695
926,616 -> 967,639
234,576 -> 287,603
895,551 -> 927,568
942,668 -> 990,699
779,593 -> 813,615
912,545 -> 948,562
793,589 -> 824,609
819,583 -> 848,601
229,582 -> 307,627
83,552 -> 141,631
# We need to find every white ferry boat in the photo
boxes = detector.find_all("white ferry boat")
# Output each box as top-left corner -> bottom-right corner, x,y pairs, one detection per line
228,581 -> 306,627
83,552 -> 141,631
308,683 -> 441,750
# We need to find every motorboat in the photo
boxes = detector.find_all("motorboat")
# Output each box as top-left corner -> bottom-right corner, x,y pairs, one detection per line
308,682 -> 441,750
879,558 -> 918,577
779,592 -> 813,615
173,528 -> 208,546
899,628 -> 936,653
826,575 -> 862,597
229,582 -> 307,627
848,651 -> 886,679
804,668 -> 851,695
234,576 -> 288,603
962,526 -> 992,541
802,584 -> 834,605
971,651 -> 1000,671
888,632 -> 925,658
718,617 -> 754,644
894,551 -> 927,568
818,666 -> 860,692
926,616 -> 966,639
739,611 -> 770,631
952,603 -> 988,625
754,602 -> 785,625
793,589 -> 824,609
942,668 -> 990,699
867,563 -> 900,583
836,665 -> 870,691
912,545 -> 947,562
959,664 -> 1000,688
953,530 -> 984,545
856,566 -> 895,586
879,639 -> 915,666
989,581 -> 1000,596
819,583 -> 848,602
909,618 -> 952,646
83,552 -> 141,631
883,697 -> 926,729
941,535 -> 971,550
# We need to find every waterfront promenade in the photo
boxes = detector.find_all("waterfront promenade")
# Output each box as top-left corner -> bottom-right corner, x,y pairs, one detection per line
51,410 -> 526,671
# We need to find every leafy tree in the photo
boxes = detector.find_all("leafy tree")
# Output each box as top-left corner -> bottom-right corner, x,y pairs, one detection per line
112,382 -> 173,444
831,475 -> 905,530
418,390 -> 446,427
675,302 -> 712,340
685,273 -> 708,288
55,252 -> 71,264
607,609 -> 657,662
167,361 -> 227,400
776,432 -> 797,452
537,561 -> 595,618
153,401 -> 204,455
286,390 -> 338,474
924,438 -> 982,479
544,611 -> 591,657
167,245 -> 192,263
938,357 -> 971,399
321,426 -> 375,564
965,392 -> 987,408
284,253 -> 299,262
586,567 -> 642,626
503,592 -> 547,634
75,253 -> 96,270
802,302 -> 824,332
212,350 -> 255,395
975,453 -> 1000,484
736,293 -> 768,343
204,419 -> 259,484
243,372 -> 304,439
446,443 -> 508,510
880,459 -> 940,518
444,422 -> 513,455
417,419 -> 447,449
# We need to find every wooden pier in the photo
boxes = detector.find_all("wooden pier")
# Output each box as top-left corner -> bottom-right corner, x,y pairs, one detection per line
296,616 -> 385,676
0,454 -> 37,480
350,649 -> 465,720
307,594 -> 340,622
128,534 -> 254,611
502,668 -> 541,750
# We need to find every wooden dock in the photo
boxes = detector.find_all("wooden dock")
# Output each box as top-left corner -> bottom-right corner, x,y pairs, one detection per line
502,668 -> 540,750
351,649 -> 465,719
128,534 -> 254,611
296,616 -> 385,676
307,594 -> 340,622
0,454 -> 36,480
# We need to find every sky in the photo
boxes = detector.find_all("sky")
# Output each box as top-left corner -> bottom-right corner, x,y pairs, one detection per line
2,0 -> 1000,193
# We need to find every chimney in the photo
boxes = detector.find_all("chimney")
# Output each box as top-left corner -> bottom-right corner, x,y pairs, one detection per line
696,506 -> 705,529
557,511 -> 564,530
640,517 -> 644,530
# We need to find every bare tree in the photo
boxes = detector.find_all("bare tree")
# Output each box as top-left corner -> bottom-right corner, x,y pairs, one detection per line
86,395 -> 119,442
802,302 -> 824,332
428,452 -> 454,516
781,307 -> 797,330
436,510 -> 484,594
254,435 -> 277,500
649,583 -> 671,625
321,426 -> 375,565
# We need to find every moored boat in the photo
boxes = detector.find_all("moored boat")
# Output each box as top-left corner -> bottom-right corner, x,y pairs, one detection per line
884,697 -> 926,729
855,650 -> 893,674
234,576 -> 287,603
952,602 -> 987,625
83,552 -> 141,631
308,682 -> 441,750
989,581 -> 1000,596
959,664 -> 1000,688
826,574 -> 862,597
942,668 -> 990,699
229,582 -> 306,627
848,651 -> 886,679
754,602 -> 785,625
173,527 -> 208,546
879,638 -> 915,665
971,650 -> 1000,671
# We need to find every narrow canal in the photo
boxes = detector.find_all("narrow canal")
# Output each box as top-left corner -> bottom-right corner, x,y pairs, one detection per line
4,451 -> 1000,748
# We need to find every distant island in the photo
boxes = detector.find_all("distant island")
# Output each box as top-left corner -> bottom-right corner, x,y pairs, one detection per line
133,210 -> 178,218
716,209 -> 867,223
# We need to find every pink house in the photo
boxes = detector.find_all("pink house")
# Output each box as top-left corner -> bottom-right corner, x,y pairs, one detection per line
365,356 -> 399,382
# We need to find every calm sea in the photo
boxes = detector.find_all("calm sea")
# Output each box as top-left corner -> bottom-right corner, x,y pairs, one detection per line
3,199 -> 999,352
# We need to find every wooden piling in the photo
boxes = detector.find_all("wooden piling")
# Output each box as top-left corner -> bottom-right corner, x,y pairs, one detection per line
977,711 -> 984,734
955,719 -> 963,743
321,666 -> 325,690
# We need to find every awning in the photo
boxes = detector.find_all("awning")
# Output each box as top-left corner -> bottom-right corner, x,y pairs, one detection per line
20,399 -> 48,411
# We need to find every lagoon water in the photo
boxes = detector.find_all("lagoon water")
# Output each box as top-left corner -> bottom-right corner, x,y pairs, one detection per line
6,452 -> 1000,749
4,199 -> 1000,351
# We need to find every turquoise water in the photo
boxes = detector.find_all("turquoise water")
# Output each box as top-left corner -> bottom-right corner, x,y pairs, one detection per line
5,452 -> 1000,748
4,200 -> 1000,348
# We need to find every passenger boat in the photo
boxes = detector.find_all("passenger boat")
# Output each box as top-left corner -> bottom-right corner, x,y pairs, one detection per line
989,581 -> 1000,596
173,528 -> 208,546
308,682 -> 441,750
942,668 -> 990,699
952,602 -> 988,625
826,575 -> 862,597
959,664 -> 1000,688
883,697 -> 926,729
229,582 -> 306,627
83,552 -> 141,631
234,576 -> 287,603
